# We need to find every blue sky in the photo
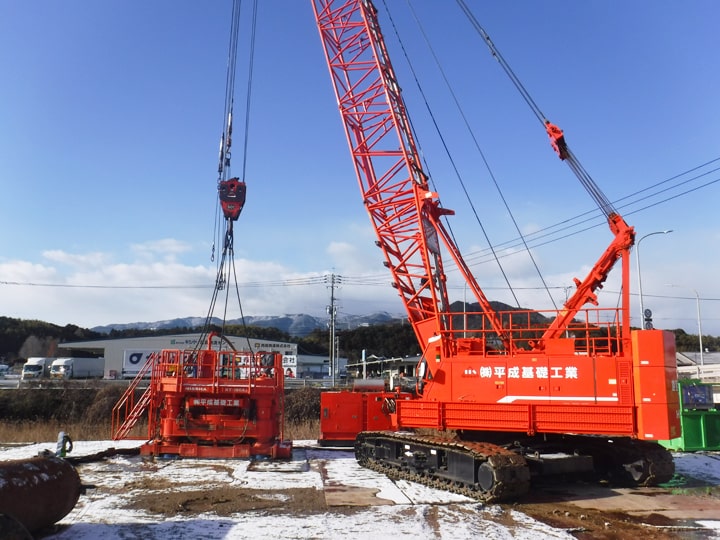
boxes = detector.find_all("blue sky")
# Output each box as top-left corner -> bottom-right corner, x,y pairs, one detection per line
1,1 -> 719,337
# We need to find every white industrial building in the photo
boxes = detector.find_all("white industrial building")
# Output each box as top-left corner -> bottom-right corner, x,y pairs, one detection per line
59,334 -> 298,380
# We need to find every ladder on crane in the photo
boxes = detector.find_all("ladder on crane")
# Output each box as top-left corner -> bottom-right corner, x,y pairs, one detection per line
110,353 -> 158,440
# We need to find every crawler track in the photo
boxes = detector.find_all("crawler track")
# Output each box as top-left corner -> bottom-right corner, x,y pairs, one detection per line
355,432 -> 676,502
355,431 -> 530,502
598,438 -> 675,486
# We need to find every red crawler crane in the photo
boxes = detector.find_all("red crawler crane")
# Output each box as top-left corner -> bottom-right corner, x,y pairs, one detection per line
313,0 -> 679,501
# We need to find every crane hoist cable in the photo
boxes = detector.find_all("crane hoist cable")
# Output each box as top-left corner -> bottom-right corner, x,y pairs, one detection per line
400,0 -> 558,309
203,0 -> 259,350
216,0 -> 256,227
455,0 -> 616,218
381,0 -> 522,308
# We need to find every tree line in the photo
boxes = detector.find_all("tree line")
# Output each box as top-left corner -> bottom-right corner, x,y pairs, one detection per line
0,316 -> 418,366
0,315 -> 715,367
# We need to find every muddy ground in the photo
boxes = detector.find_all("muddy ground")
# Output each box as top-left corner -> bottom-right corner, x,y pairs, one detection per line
517,482 -> 720,540
116,463 -> 720,540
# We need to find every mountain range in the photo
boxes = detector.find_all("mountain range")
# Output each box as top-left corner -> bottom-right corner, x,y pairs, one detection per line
89,301 -> 536,337
91,311 -> 402,337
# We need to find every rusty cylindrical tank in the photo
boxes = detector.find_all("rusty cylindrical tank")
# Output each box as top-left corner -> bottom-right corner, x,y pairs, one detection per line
0,456 -> 81,534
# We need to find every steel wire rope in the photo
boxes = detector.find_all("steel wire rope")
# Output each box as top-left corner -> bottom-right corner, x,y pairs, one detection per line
379,0 -> 521,308
196,228 -> 234,353
462,162 -> 720,265
448,0 -> 718,322
455,0 -> 616,217
455,157 -> 720,265
463,171 -> 720,268
0,274 -> 342,290
212,0 -> 242,267
218,0 -> 241,184
239,0 -> 258,182
224,0 -> 258,342
228,243 -> 256,353
454,0 -> 544,126
205,0 -> 259,343
453,0 -> 619,310
403,0 -> 558,310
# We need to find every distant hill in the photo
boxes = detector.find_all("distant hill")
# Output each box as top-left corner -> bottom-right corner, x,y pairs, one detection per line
91,311 -> 401,337
89,301 -> 536,338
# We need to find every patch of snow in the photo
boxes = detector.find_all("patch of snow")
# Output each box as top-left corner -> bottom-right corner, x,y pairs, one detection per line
1,441 -> 719,538
672,452 -> 720,484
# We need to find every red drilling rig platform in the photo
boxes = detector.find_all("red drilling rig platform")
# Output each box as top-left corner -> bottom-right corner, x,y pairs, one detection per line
112,332 -> 292,459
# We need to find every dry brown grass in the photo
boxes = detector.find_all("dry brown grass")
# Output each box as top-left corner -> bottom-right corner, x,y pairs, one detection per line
285,419 -> 320,441
0,420 -> 113,444
0,419 -> 320,444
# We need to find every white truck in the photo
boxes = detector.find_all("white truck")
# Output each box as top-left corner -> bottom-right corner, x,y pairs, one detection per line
122,350 -> 158,379
20,357 -> 54,381
49,357 -> 105,380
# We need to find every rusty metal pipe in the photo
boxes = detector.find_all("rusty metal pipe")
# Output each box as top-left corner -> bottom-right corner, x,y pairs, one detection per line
0,456 -> 81,534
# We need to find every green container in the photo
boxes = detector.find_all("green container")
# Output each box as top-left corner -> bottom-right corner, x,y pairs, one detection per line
659,380 -> 720,452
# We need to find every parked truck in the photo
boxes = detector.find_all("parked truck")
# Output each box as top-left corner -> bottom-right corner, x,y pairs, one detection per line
50,357 -> 105,380
20,357 -> 54,381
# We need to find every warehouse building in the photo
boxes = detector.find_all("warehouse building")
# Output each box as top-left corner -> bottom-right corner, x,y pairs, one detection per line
59,334 -> 298,379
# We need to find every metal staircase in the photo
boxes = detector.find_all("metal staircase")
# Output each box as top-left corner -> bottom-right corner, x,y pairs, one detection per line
111,353 -> 158,440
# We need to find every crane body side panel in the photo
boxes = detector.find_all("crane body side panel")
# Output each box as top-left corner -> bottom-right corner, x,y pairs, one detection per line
632,330 -> 682,440
420,354 -> 627,406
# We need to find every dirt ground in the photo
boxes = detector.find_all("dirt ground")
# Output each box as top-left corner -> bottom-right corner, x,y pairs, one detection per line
513,467 -> 720,540
118,463 -> 719,540
125,484 -> 329,516
120,484 -> 717,539
516,486 -> 720,540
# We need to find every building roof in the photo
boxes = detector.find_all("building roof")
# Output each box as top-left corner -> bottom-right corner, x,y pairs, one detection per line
59,333 -> 296,353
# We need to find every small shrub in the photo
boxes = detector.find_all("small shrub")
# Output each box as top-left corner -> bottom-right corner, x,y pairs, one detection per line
85,385 -> 126,424
284,387 -> 321,424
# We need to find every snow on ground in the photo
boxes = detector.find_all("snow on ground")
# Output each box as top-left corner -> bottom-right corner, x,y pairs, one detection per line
2,440 -> 720,539
672,451 -> 720,485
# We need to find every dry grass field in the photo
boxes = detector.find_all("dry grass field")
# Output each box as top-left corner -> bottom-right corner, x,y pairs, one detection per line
0,419 -> 320,445
0,384 -> 322,445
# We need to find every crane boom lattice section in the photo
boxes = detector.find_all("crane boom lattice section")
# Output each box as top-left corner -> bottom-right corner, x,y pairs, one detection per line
313,0 -> 505,347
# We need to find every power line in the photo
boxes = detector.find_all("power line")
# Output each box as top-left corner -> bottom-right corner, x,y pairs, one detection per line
461,158 -> 720,266
3,277 -> 719,298
0,281 -> 213,290
0,274 -> 385,291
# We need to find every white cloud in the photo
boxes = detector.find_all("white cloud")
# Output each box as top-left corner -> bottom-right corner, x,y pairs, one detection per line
0,243 -> 404,328
1,234 -> 718,336
42,250 -> 110,268
130,238 -> 193,263
326,240 -> 383,275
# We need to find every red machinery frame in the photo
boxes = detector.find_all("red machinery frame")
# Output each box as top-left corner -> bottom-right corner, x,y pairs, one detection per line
113,334 -> 292,459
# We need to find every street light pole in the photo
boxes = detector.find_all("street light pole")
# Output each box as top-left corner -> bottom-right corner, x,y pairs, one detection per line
635,230 -> 673,328
667,284 -> 704,374
694,289 -> 704,368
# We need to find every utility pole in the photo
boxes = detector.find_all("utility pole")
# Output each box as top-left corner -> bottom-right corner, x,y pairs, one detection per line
326,274 -> 340,386
693,289 -> 704,370
636,230 -> 673,328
